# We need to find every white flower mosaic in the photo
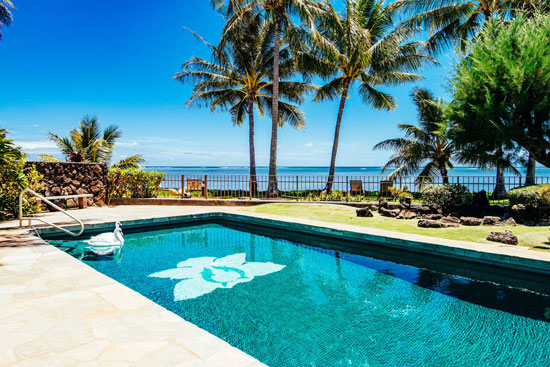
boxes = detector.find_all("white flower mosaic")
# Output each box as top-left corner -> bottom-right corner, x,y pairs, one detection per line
149,253 -> 285,300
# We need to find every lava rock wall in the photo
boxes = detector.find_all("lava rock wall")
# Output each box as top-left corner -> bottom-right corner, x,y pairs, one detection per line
25,161 -> 108,207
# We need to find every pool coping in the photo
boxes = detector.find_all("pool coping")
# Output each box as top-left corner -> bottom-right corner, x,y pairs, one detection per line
0,226 -> 267,366
36,211 -> 550,276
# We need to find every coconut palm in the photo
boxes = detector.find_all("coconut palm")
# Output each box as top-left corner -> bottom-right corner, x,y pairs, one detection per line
0,0 -> 14,40
43,115 -> 145,169
374,88 -> 459,185
390,0 -> 547,54
312,0 -> 433,193
175,17 -> 313,193
212,0 -> 325,196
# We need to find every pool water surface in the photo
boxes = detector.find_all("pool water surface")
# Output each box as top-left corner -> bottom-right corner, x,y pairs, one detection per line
55,223 -> 550,367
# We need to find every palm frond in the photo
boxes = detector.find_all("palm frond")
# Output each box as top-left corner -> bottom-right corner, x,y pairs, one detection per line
38,154 -> 60,162
47,132 -> 76,158
111,155 -> 145,170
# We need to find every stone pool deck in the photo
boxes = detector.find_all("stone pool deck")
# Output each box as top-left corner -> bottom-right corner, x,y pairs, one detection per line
2,205 -> 550,366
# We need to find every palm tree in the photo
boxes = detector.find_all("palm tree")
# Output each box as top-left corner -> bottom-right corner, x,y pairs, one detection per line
374,88 -> 458,185
175,17 -> 312,193
312,0 -> 433,193
43,115 -> 145,169
390,0 -> 546,54
0,0 -> 14,40
212,0 -> 325,196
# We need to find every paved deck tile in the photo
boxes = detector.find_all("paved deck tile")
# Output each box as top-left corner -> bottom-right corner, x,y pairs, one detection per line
1,204 -> 550,366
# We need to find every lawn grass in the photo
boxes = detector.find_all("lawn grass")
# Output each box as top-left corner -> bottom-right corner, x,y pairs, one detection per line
241,203 -> 550,251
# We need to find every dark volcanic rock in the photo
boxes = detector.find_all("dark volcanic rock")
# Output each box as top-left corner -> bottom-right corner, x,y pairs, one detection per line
486,230 -> 518,245
482,216 -> 503,226
510,204 -> 541,224
421,214 -> 443,220
472,190 -> 490,208
505,218 -> 517,226
356,207 -> 374,218
379,207 -> 400,218
418,219 -> 459,228
460,217 -> 482,226
397,210 -> 417,220
24,161 -> 108,208
415,206 -> 432,215
441,216 -> 460,224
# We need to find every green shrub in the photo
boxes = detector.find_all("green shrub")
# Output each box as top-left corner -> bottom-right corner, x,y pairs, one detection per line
508,184 -> 550,209
0,161 -> 45,219
107,169 -> 166,200
421,184 -> 471,208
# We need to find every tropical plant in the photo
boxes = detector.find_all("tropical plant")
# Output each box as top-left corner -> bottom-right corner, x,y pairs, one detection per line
0,162 -> 45,219
508,184 -> 550,208
312,0 -> 433,193
43,115 -> 145,169
107,168 -> 166,200
421,184 -> 471,209
448,16 -> 550,168
508,184 -> 550,219
0,127 -> 23,170
0,129 -> 44,219
0,0 -> 14,40
175,16 -> 313,193
212,0 -> 326,195
374,88 -> 460,185
390,0 -> 547,54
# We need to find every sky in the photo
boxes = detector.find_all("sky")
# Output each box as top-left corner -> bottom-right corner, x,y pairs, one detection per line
0,0 -> 456,167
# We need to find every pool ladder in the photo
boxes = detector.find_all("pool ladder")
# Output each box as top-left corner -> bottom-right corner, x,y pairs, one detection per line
19,189 -> 84,237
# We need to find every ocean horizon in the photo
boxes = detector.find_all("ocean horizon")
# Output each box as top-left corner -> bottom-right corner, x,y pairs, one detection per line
145,166 -> 550,177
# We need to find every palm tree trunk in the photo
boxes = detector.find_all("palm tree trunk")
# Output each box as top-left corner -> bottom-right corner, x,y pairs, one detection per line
323,79 -> 351,194
439,164 -> 449,185
525,153 -> 536,186
267,12 -> 281,197
493,164 -> 507,200
248,98 -> 257,195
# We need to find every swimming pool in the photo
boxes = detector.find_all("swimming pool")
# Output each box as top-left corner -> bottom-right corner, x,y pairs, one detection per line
52,221 -> 550,366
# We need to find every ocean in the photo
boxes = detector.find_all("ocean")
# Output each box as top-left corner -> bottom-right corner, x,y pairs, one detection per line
145,166 -> 550,177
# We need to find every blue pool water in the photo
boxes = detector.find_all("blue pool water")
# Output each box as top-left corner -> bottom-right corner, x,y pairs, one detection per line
55,223 -> 550,366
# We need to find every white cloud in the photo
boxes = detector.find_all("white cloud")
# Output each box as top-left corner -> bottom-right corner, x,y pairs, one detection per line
117,141 -> 139,147
15,140 -> 57,150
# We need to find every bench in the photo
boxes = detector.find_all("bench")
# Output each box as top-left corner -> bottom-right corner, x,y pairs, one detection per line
187,179 -> 203,191
37,194 -> 93,209
380,180 -> 394,197
350,180 -> 364,196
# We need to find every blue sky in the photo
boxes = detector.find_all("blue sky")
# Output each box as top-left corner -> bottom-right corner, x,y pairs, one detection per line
0,0 -> 456,167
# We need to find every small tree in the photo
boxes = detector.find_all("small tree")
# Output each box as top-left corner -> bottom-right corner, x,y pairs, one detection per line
448,15 -> 550,170
374,88 -> 458,185
44,115 -> 145,169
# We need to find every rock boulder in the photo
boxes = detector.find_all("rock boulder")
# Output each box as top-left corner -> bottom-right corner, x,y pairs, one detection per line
482,216 -> 503,226
418,219 -> 459,228
356,207 -> 374,218
460,217 -> 482,226
441,216 -> 460,224
486,230 -> 518,245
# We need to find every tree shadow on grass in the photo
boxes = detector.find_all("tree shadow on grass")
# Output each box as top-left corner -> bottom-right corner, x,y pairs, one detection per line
533,241 -> 550,251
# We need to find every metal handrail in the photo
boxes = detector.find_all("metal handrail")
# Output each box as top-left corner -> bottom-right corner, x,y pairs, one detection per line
19,189 -> 84,237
